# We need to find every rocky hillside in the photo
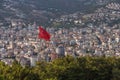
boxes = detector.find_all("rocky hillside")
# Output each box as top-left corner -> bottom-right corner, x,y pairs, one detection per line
0,0 -> 119,25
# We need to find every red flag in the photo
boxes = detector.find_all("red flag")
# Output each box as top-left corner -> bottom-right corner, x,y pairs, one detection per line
38,26 -> 50,41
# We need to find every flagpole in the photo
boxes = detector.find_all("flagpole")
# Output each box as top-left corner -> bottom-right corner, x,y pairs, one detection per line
38,25 -> 51,54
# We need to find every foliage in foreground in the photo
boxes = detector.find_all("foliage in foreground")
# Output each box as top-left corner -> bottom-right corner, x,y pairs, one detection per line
0,56 -> 120,80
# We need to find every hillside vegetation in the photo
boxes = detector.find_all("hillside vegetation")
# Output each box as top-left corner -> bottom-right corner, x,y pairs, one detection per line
0,56 -> 120,80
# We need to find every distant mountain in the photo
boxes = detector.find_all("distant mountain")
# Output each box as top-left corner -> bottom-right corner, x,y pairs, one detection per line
0,0 -> 119,25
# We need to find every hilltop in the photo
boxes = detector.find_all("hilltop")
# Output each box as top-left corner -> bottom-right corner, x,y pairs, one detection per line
0,0 -> 119,25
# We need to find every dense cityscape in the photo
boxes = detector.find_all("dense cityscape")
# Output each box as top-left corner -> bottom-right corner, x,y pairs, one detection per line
0,19 -> 120,67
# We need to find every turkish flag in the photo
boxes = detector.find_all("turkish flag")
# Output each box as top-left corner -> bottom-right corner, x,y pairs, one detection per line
38,26 -> 50,41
